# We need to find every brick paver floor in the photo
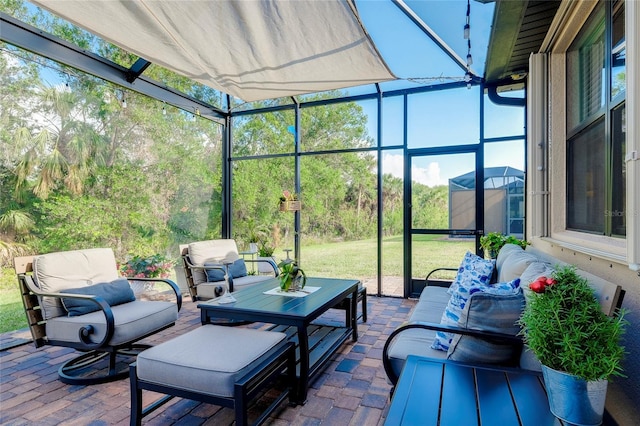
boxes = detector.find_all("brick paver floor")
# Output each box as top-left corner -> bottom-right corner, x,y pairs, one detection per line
0,294 -> 416,425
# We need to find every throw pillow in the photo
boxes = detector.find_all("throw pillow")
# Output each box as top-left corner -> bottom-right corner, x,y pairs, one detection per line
228,258 -> 248,278
60,278 -> 136,317
447,251 -> 495,295
204,262 -> 225,282
447,288 -> 525,363
432,278 -> 520,352
204,259 -> 247,282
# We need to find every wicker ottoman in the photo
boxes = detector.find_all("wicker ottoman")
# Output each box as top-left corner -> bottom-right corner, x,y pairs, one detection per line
129,324 -> 295,426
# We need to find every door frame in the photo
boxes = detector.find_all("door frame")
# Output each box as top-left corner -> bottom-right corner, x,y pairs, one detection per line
403,145 -> 485,298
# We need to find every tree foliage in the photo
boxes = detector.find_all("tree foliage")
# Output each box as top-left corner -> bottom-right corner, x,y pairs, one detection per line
0,2 -> 450,265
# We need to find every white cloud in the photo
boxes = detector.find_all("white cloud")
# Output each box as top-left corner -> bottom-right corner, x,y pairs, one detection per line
382,153 -> 445,187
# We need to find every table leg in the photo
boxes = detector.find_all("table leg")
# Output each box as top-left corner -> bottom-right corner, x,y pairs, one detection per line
296,324 -> 310,404
350,287 -> 358,341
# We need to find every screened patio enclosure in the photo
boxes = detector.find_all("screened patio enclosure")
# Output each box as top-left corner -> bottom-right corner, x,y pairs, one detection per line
1,1 -> 530,298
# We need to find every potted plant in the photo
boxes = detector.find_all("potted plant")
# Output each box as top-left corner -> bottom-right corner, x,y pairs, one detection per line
257,241 -> 276,274
518,265 -> 627,425
119,254 -> 174,279
279,190 -> 301,212
479,232 -> 528,259
277,258 -> 306,292
243,219 -> 264,252
119,254 -> 175,295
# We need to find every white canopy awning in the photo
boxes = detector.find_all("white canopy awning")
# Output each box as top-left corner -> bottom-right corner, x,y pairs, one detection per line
32,0 -> 396,102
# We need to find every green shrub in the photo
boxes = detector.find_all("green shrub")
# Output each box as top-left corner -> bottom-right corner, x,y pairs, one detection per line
518,265 -> 627,381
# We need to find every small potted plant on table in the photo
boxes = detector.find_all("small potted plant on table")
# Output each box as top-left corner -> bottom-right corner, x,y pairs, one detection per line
277,259 -> 306,292
518,265 -> 627,425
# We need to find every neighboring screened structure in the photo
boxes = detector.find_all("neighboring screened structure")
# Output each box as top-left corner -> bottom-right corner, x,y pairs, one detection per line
449,167 -> 524,237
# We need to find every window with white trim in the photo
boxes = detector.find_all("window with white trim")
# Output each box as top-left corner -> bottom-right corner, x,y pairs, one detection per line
566,0 -> 626,237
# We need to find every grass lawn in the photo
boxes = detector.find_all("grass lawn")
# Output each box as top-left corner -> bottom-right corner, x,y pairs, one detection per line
299,234 -> 471,281
0,267 -> 27,334
0,235 -> 472,334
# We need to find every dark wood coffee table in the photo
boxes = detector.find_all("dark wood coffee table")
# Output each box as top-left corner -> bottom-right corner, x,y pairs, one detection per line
197,277 -> 360,403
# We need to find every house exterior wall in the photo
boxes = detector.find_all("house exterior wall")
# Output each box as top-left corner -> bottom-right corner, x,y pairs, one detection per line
526,1 -> 640,423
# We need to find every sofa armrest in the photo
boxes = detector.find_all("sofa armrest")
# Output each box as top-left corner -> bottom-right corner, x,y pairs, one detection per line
382,321 -> 523,385
425,267 -> 457,288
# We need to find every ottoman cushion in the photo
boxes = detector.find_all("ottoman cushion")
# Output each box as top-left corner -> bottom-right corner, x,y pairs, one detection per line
136,325 -> 287,398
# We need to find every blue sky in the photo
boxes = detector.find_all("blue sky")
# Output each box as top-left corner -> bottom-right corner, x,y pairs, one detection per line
352,1 -> 525,186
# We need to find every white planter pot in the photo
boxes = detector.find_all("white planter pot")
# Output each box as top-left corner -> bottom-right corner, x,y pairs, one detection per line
257,256 -> 276,274
249,243 -> 258,253
173,265 -> 189,293
541,365 -> 608,426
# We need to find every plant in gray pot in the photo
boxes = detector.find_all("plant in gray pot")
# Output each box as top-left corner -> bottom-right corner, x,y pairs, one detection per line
257,242 -> 276,274
518,265 -> 627,426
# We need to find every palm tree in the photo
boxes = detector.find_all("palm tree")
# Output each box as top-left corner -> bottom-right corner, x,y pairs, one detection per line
13,85 -> 106,199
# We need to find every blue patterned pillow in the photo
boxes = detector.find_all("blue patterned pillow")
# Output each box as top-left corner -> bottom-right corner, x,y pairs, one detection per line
447,251 -> 495,295
432,278 -> 521,351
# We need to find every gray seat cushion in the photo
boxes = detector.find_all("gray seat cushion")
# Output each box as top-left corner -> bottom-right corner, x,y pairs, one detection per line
136,325 -> 287,398
386,286 -> 450,380
46,300 -> 178,346
196,275 -> 274,299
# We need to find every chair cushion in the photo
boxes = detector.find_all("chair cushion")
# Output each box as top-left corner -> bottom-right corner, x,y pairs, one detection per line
447,287 -> 525,364
447,251 -> 495,295
46,300 -> 178,346
188,239 -> 240,285
204,259 -> 247,282
385,286 -> 450,382
60,278 -> 135,316
33,248 -> 120,319
432,278 -> 521,352
495,243 -> 525,271
136,325 -> 287,398
196,274 -> 273,299
497,250 -> 539,283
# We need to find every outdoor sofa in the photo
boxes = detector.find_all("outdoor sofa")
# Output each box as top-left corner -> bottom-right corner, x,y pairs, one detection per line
382,243 -> 625,387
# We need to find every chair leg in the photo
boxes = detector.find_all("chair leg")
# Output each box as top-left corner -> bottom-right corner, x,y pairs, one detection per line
361,291 -> 367,323
234,380 -> 248,426
129,364 -> 142,426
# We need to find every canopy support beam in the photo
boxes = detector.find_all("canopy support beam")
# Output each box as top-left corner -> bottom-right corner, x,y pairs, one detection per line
0,12 -> 226,122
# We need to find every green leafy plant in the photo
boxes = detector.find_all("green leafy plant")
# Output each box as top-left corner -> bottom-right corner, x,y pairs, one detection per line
278,190 -> 298,203
119,254 -> 174,279
479,232 -> 528,258
518,265 -> 627,381
258,242 -> 275,257
277,259 -> 306,291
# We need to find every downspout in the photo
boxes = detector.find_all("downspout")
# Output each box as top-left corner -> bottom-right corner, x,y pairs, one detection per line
527,53 -> 549,238
626,1 -> 640,272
